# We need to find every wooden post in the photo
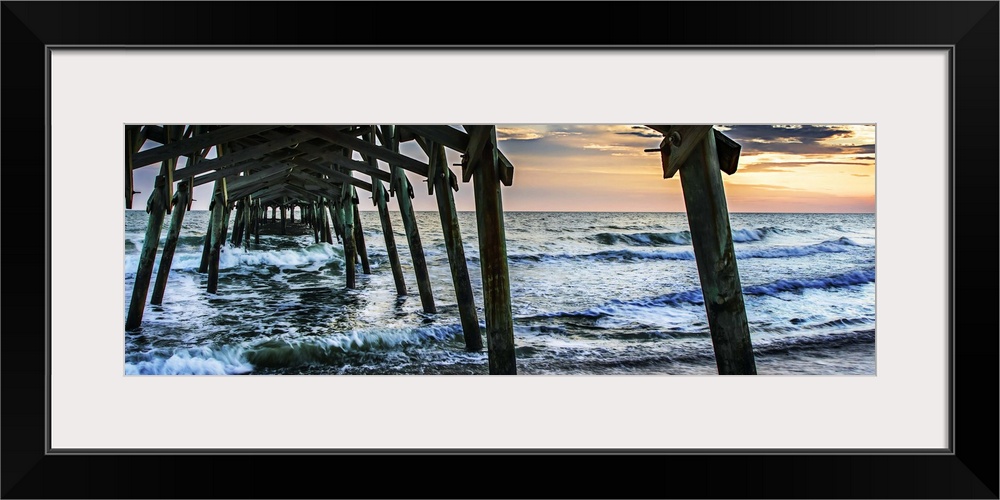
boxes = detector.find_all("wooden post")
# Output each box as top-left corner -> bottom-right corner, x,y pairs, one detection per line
125,175 -> 168,330
363,132 -> 406,296
198,207 -> 214,273
254,199 -> 261,245
386,126 -> 436,314
676,130 -> 756,375
332,201 -> 344,245
340,196 -> 357,289
150,180 -> 190,306
280,204 -> 287,235
468,126 -> 516,374
353,201 -> 371,274
290,204 -> 296,224
206,189 -> 227,294
220,204 -> 232,246
313,202 -> 321,244
243,197 -> 252,250
230,199 -> 245,246
375,183 -> 407,296
430,142 -> 482,351
329,201 -> 342,244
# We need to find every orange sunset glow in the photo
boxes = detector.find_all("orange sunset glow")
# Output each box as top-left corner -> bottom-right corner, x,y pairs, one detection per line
392,124 -> 875,213
134,124 -> 875,213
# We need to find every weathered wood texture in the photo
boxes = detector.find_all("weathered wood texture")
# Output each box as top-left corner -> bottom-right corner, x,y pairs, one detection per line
341,195 -> 357,289
150,182 -> 190,305
385,126 -> 436,313
677,131 -> 756,375
131,125 -> 278,168
468,126 -> 516,374
375,184 -> 406,296
206,191 -> 226,294
429,142 -> 482,351
125,175 -> 167,330
353,201 -> 371,274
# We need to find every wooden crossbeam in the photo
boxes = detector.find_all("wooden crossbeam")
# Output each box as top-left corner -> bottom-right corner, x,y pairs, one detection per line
294,142 -> 391,183
401,125 -> 514,185
225,165 -> 294,193
286,170 -> 344,195
288,157 -> 373,192
132,125 -> 279,168
173,131 -> 313,181
191,151 -> 300,187
296,125 -> 430,177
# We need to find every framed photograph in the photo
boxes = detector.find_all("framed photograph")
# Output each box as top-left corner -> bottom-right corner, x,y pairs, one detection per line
3,2 -> 996,498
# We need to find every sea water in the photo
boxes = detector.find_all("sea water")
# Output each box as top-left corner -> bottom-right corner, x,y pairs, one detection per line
124,211 -> 875,375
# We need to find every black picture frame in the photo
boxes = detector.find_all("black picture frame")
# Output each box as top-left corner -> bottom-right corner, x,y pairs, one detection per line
2,2 -> 996,498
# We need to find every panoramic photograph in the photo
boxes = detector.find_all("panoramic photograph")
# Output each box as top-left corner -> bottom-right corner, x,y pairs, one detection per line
124,124 -> 875,375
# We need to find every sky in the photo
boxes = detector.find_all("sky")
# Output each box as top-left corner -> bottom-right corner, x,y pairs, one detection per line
130,124 -> 875,213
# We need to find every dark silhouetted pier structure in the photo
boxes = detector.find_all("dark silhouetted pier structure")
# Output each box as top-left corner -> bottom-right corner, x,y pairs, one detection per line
125,124 -> 755,375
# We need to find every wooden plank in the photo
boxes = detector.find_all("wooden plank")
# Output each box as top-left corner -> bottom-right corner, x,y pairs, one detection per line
125,128 -> 135,209
714,128 -> 741,175
471,126 -> 516,374
402,125 -> 516,185
659,125 -> 714,179
142,125 -> 167,146
173,131 -> 314,181
384,126 -> 436,313
294,141 -> 391,182
150,181 -> 190,305
191,151 -> 299,187
131,125 -> 278,168
676,131 -> 756,375
296,125 -> 430,177
645,125 -> 741,178
125,175 -> 168,330
213,163 -> 293,193
288,157 -> 373,192
430,142 -> 482,351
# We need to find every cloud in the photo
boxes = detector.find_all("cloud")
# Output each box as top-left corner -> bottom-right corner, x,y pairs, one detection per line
497,127 -> 545,141
614,126 -> 662,138
738,159 -> 873,173
722,125 -> 874,156
583,143 -> 632,152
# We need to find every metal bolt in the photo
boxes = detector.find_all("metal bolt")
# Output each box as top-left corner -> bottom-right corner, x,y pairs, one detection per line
668,131 -> 682,147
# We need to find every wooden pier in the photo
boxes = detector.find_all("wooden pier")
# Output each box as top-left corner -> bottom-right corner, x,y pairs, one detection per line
125,124 -> 755,375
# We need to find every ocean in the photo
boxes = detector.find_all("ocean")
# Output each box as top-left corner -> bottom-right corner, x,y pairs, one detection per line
124,211 -> 875,375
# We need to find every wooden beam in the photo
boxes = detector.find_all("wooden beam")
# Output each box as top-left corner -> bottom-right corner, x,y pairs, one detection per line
191,151 -> 299,187
469,126 -> 516,374
173,131 -> 314,181
142,125 -> 167,145
676,131 -> 756,375
385,125 -> 435,313
131,125 -> 278,168
364,131 -> 406,295
340,188 -> 357,289
430,142 -> 482,351
150,181 -> 190,305
288,157 -> 373,192
214,163 -> 293,192
294,142 -> 391,182
401,125 -> 515,185
125,175 -> 168,330
296,125 -> 430,177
